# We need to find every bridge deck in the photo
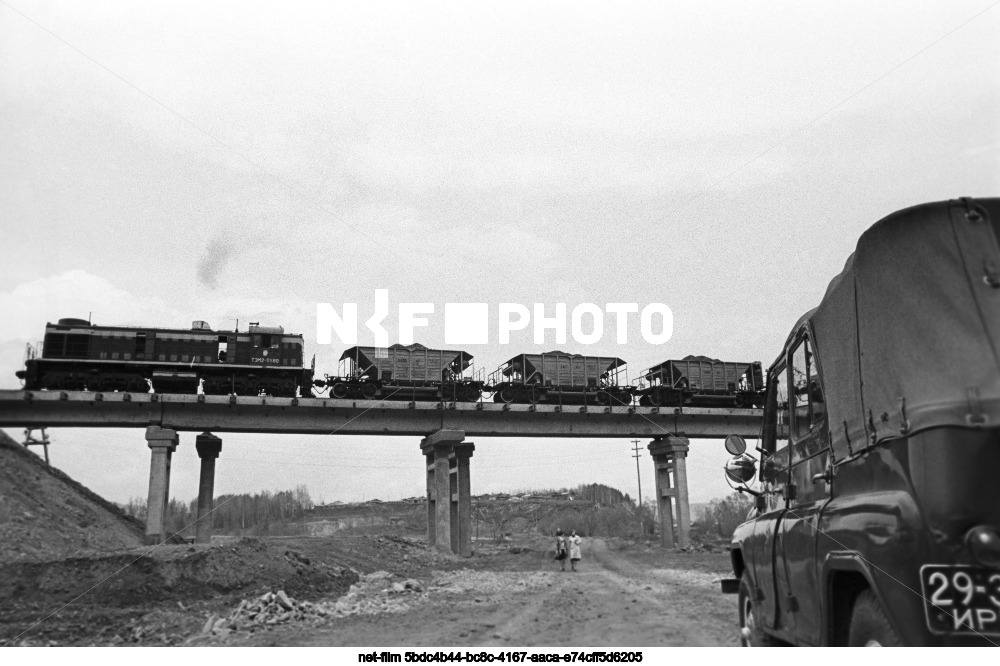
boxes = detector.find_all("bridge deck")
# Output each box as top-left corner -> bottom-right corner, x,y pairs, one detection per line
0,390 -> 763,438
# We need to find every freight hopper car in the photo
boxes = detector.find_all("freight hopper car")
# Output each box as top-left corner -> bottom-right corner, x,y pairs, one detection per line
317,343 -> 484,402
16,318 -> 314,397
634,355 -> 764,408
489,352 -> 631,405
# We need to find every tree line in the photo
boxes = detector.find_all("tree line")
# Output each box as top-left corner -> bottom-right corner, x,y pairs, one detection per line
119,485 -> 314,537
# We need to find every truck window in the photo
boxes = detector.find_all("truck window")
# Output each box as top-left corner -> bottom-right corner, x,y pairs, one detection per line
775,363 -> 790,464
791,337 -> 826,438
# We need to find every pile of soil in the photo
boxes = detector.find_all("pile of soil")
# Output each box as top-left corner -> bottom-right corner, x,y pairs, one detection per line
0,430 -> 146,562
0,538 -> 357,608
0,538 -> 359,646
296,534 -> 457,577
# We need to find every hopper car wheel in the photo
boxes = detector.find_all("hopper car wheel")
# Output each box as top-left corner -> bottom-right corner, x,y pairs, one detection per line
361,383 -> 377,399
331,383 -> 349,399
464,386 -> 481,402
499,387 -> 517,403
649,391 -> 663,407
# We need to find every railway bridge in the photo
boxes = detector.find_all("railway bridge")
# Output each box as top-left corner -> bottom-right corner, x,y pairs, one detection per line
0,390 -> 763,553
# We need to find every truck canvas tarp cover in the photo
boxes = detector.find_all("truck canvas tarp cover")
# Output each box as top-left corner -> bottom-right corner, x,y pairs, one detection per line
802,197 -> 1000,462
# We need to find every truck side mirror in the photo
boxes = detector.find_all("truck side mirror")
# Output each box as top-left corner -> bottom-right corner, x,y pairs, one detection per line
725,455 -> 757,484
724,434 -> 747,455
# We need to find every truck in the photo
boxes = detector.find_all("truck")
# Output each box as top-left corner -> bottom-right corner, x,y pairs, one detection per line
720,197 -> 1000,646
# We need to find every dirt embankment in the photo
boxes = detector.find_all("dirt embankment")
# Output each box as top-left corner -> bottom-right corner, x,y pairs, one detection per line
0,430 -> 146,562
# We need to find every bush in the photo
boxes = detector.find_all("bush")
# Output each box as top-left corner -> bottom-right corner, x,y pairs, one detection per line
698,492 -> 754,538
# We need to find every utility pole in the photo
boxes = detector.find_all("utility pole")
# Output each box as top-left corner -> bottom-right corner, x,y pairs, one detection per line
631,440 -> 643,534
631,440 -> 643,507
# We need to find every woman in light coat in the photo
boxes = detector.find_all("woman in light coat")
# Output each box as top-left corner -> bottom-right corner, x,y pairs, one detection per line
568,530 -> 582,571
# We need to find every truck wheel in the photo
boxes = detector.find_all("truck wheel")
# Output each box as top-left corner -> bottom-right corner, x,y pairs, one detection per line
738,573 -> 776,646
848,591 -> 901,646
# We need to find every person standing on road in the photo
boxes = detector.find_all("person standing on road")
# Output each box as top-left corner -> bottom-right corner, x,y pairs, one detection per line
554,529 -> 568,571
568,530 -> 582,572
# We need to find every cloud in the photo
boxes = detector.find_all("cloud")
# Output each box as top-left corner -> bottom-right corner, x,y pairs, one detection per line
0,271 -> 185,387
0,270 -> 183,345
196,238 -> 238,289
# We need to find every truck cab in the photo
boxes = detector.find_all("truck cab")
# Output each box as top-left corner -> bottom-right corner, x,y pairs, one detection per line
722,197 -> 1000,646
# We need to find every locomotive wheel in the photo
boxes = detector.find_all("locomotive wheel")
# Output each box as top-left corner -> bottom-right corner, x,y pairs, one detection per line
361,383 -> 377,399
331,383 -> 349,399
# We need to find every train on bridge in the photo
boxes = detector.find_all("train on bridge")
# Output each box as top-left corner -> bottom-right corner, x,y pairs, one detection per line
16,318 -> 765,408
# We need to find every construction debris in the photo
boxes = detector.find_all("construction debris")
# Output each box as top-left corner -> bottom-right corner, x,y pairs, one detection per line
202,571 -> 429,637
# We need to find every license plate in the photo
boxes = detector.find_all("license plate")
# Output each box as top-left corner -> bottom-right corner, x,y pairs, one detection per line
920,565 -> 1000,635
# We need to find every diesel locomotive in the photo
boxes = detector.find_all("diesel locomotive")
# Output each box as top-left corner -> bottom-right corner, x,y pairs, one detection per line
16,318 -> 765,407
16,318 -> 313,397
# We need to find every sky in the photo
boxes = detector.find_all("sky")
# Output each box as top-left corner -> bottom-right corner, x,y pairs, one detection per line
1,1 -> 998,508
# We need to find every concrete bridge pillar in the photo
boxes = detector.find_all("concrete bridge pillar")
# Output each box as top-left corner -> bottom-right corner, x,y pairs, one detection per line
194,432 -> 222,545
421,429 -> 474,556
452,441 -> 475,557
648,435 -> 691,549
145,426 -> 179,544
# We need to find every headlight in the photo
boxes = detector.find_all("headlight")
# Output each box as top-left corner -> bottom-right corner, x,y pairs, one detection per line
965,525 -> 1000,568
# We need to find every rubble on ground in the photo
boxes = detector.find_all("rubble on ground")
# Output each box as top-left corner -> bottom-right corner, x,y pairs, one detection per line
199,571 -> 428,638
428,570 -> 552,596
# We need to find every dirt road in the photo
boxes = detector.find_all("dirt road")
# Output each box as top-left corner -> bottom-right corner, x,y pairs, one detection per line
228,537 -> 738,647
